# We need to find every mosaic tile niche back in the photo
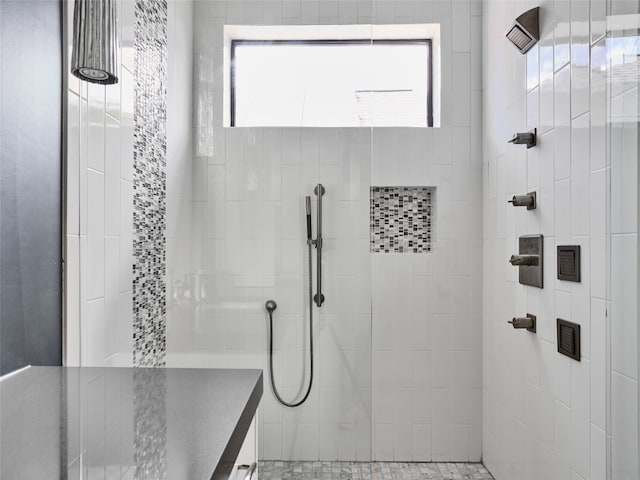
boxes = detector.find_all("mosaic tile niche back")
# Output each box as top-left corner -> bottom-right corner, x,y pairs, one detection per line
370,186 -> 434,254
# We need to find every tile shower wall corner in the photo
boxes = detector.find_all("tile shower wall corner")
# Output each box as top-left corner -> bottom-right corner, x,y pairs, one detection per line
67,0 -> 184,367
481,1 -> 619,479
66,0 -> 136,367
175,0 -> 483,463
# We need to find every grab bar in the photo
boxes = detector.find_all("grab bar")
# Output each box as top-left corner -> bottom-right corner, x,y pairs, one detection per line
313,184 -> 325,307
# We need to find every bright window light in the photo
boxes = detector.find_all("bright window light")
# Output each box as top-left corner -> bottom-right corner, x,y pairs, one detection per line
231,40 -> 433,127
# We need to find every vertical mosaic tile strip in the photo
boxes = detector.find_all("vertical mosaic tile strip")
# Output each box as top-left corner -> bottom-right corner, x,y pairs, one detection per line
133,0 -> 167,367
370,186 -> 434,253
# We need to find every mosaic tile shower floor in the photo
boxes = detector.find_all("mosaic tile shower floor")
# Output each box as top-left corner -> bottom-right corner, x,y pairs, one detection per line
258,461 -> 495,480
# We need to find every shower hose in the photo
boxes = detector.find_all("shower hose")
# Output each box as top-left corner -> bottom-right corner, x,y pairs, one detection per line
266,242 -> 314,408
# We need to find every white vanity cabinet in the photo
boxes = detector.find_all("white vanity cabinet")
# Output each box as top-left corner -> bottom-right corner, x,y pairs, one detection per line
229,415 -> 258,480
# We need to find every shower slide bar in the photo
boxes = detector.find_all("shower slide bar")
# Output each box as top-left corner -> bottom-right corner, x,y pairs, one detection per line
308,184 -> 325,307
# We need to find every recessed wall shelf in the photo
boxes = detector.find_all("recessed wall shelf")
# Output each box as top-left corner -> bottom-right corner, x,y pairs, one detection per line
370,186 -> 433,254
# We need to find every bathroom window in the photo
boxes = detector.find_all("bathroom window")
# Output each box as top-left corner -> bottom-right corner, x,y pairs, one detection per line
224,25 -> 440,128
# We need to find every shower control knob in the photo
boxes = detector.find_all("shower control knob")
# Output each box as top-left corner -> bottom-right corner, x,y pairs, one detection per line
509,254 -> 539,266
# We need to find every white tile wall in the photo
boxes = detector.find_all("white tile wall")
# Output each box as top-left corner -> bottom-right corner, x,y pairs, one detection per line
65,0 -> 136,367
166,0 -> 482,463
483,0 -> 638,479
166,0 -> 195,368
607,4 -> 639,476
66,0 -> 638,471
369,2 -> 483,463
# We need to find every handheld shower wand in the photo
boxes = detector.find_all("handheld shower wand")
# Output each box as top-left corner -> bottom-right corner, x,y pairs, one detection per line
306,196 -> 312,242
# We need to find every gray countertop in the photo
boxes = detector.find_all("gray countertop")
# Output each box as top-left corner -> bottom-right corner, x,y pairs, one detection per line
0,366 -> 263,480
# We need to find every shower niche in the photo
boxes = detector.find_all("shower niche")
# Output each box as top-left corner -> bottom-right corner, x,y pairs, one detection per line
370,186 -> 434,254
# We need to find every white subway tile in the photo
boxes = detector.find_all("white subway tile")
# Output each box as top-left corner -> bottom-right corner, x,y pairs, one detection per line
554,179 -> 571,245
413,424 -> 432,461
570,0 -> 590,118
262,423 -> 282,460
554,0 -> 571,71
394,421 -> 413,461
65,234 -> 81,366
83,299 -> 106,366
589,168 -> 606,294
337,424 -> 357,461
590,298 -> 606,430
374,423 -> 394,460
611,372 -> 639,478
590,424 -> 606,480
570,358 -> 590,479
87,171 -> 105,300
452,53 -> 471,126
431,389 -> 451,461
119,180 -> 133,293
450,425 -> 469,462
611,234 -> 638,380
570,114 -> 590,236
67,93 -> 81,236
527,45 -> 540,92
104,115 -> 121,237
553,400 -> 572,478
611,119 -> 638,234
554,64 -> 571,127
539,56 -> 554,134
452,0 -> 471,52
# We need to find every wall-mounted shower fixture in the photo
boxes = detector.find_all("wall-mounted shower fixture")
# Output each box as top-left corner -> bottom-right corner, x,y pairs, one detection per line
71,0 -> 119,84
309,184 -> 325,307
509,234 -> 544,288
263,184 -> 325,408
505,7 -> 539,54
557,318 -> 581,361
508,192 -> 537,210
557,245 -> 581,282
508,129 -> 537,149
509,254 -> 539,266
508,314 -> 536,333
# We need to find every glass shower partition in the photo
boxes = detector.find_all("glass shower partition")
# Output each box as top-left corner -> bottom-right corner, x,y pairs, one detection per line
171,1 -> 375,462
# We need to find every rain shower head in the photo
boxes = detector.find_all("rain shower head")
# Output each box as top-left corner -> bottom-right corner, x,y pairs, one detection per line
505,7 -> 539,54
71,0 -> 119,84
